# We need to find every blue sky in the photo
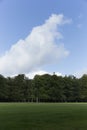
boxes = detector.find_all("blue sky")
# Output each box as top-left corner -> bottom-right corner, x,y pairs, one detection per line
0,0 -> 87,78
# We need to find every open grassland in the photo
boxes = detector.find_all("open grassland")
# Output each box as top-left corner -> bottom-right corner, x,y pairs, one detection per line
0,103 -> 87,130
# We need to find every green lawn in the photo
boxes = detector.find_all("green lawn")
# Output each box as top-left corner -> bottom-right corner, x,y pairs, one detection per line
0,103 -> 87,130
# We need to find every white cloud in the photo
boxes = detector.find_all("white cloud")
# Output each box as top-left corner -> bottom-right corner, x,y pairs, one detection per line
74,69 -> 87,78
0,14 -> 71,76
26,70 -> 62,79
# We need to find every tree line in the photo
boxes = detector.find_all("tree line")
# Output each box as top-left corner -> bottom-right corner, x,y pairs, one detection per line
0,73 -> 87,102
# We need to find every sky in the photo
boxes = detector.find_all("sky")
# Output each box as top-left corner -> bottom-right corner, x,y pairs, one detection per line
0,0 -> 87,78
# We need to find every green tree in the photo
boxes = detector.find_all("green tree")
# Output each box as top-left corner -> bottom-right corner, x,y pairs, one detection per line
0,75 -> 8,101
79,74 -> 87,101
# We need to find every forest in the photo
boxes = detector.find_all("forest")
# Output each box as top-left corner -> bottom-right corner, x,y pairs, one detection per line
0,73 -> 87,102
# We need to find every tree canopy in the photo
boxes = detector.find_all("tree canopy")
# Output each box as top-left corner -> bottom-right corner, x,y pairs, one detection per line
0,73 -> 87,102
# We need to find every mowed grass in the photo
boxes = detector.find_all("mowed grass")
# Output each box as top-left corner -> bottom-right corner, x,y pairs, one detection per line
0,103 -> 87,130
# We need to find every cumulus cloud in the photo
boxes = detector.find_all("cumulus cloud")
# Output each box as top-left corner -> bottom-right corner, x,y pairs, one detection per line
0,14 -> 71,76
26,70 -> 62,79
74,69 -> 87,78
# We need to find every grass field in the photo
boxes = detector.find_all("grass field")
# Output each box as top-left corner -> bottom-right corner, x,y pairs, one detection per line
0,103 -> 87,130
